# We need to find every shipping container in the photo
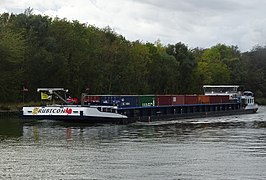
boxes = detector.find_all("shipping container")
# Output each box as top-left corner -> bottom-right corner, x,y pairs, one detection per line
100,95 -> 121,106
120,95 -> 139,107
83,95 -> 100,103
139,95 -> 155,107
198,95 -> 210,104
100,95 -> 139,107
184,95 -> 198,104
221,95 -> 230,103
209,95 -> 230,104
156,95 -> 185,106
156,95 -> 172,106
172,95 -> 185,105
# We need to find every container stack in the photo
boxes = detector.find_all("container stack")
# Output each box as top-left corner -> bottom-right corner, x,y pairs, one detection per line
82,94 -> 230,107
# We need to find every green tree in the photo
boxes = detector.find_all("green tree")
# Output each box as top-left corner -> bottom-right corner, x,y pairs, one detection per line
166,42 -> 197,93
146,42 -> 179,94
196,44 -> 233,86
242,46 -> 266,98
0,30 -> 25,102
126,41 -> 151,94
1,10 -> 264,104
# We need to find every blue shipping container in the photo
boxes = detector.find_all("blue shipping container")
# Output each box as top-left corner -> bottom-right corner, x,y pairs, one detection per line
120,95 -> 139,107
100,95 -> 139,107
100,95 -> 121,105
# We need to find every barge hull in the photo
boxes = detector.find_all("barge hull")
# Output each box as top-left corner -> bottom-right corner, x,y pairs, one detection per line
117,103 -> 257,123
126,108 -> 257,123
21,103 -> 257,124
21,108 -> 256,124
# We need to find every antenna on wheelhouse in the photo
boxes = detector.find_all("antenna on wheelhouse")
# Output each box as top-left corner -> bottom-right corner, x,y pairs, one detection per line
37,88 -> 69,104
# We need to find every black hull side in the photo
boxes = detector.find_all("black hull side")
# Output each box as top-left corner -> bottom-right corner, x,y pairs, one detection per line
127,109 -> 257,122
118,103 -> 257,123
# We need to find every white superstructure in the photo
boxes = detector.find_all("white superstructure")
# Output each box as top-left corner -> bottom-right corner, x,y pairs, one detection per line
203,85 -> 241,100
241,91 -> 258,111
21,88 -> 128,121
203,85 -> 258,112
22,105 -> 127,119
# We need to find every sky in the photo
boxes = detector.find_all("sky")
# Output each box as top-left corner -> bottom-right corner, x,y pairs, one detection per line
1,0 -> 266,52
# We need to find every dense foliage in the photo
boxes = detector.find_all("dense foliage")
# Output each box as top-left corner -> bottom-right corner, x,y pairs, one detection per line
1,10 -> 266,103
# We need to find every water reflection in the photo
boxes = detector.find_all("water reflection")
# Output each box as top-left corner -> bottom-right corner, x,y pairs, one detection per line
0,113 -> 265,143
0,117 -> 23,138
32,126 -> 39,142
13,115 -> 265,148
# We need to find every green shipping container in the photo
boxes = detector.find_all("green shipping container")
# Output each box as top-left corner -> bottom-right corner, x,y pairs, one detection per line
139,95 -> 155,107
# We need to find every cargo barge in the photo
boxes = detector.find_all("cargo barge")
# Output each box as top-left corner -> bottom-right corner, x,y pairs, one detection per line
21,86 -> 258,123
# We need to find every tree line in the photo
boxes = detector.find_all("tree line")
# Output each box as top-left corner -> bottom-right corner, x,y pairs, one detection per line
1,10 -> 266,104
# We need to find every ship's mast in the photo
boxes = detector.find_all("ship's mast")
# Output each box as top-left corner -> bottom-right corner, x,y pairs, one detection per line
37,88 -> 69,104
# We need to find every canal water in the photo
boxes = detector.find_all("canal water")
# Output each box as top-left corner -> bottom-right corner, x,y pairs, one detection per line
0,107 -> 266,179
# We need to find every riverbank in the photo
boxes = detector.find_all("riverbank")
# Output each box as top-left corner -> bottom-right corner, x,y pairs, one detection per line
0,102 -> 41,117
0,110 -> 19,117
0,104 -> 20,117
256,98 -> 266,105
